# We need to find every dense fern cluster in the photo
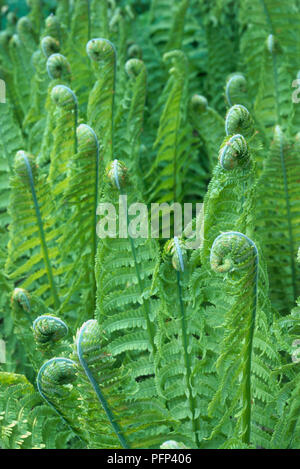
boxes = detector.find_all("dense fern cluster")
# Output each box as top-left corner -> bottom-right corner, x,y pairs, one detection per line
0,0 -> 299,449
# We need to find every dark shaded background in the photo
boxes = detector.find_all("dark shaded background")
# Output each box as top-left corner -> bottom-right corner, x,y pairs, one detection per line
1,0 -> 56,28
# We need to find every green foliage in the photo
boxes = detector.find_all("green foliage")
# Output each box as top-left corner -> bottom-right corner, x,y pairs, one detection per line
0,0 -> 299,450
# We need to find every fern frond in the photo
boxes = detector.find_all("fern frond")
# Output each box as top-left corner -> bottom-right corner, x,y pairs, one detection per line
255,126 -> 300,313
147,50 -> 191,203
6,151 -> 60,309
208,232 -> 279,445
87,37 -> 116,166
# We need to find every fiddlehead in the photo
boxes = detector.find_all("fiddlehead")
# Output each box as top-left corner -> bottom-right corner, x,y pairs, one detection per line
86,37 -> 116,64
11,288 -> 31,324
86,38 -> 117,165
209,231 -> 258,444
76,320 -> 130,448
163,236 -> 187,273
105,159 -> 127,190
38,359 -> 77,396
50,85 -> 78,177
210,231 -> 258,275
41,36 -> 60,58
36,357 -> 81,438
124,58 -> 147,154
16,16 -> 37,55
163,49 -> 187,75
14,150 -> 38,185
76,123 -> 100,242
10,288 -> 49,330
218,134 -> 249,170
201,129 -> 256,265
33,316 -> 68,345
125,58 -> 144,78
225,73 -> 247,107
190,94 -> 208,113
189,93 -> 224,173
127,43 -> 143,60
225,105 -> 253,137
46,53 -> 71,81
9,287 -> 45,375
76,123 -> 99,153
51,84 -> 78,113
266,33 -> 281,55
75,124 -> 99,218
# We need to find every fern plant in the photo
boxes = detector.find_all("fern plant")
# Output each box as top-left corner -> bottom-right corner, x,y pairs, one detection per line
0,0 -> 300,450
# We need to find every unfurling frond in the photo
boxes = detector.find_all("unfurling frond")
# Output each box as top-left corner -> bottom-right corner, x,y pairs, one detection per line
218,134 -> 249,170
208,231 -> 279,446
87,38 -> 116,165
46,53 -> 71,80
105,159 -> 127,190
163,237 -> 187,272
76,320 -> 130,449
225,73 -> 247,107
37,358 -> 77,398
225,105 -> 253,137
33,316 -> 68,345
41,36 -> 60,58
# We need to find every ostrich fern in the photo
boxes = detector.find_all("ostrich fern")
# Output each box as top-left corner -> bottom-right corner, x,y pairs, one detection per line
0,0 -> 299,450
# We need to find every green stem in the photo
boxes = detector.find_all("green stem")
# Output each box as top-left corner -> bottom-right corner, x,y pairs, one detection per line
241,253 -> 258,444
111,41 -> 116,161
230,232 -> 258,444
37,358 -> 84,443
176,269 -> 199,447
22,155 -> 60,310
278,131 -> 297,303
74,100 -> 78,155
119,189 -> 156,354
91,127 -> 100,311
129,234 -> 156,353
77,322 -> 130,449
